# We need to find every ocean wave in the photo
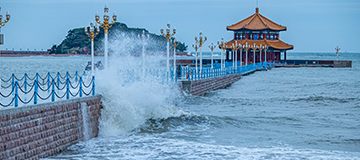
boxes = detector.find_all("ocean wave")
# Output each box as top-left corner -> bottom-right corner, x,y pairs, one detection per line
134,114 -> 210,134
290,96 -> 359,103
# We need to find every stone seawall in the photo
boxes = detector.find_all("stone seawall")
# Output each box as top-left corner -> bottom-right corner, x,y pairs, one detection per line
334,60 -> 352,68
0,95 -> 102,160
181,74 -> 242,96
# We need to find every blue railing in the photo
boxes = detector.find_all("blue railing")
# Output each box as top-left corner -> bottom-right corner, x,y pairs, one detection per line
181,61 -> 273,81
0,71 -> 95,108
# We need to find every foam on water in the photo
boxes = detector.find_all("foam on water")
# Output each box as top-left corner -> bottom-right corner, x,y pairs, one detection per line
53,135 -> 360,159
94,34 -> 187,136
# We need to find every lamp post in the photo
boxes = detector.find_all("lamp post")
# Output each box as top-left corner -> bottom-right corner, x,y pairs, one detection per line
231,41 -> 240,69
264,45 -> 268,63
170,38 -> 180,82
243,42 -> 249,66
252,43 -> 258,66
335,46 -> 340,61
160,23 -> 176,73
85,22 -> 100,76
209,43 -> 216,69
259,44 -> 263,64
0,7 -> 10,94
217,38 -> 226,69
231,42 -> 236,68
95,4 -> 117,69
0,7 -> 10,32
195,31 -> 207,72
192,43 -> 199,73
138,30 -> 149,79
239,45 -> 243,67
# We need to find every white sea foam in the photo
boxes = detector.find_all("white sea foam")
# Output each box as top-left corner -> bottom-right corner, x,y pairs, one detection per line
94,32 -> 185,136
53,136 -> 360,160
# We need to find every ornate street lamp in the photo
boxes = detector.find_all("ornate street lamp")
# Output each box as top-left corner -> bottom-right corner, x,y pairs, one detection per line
85,22 -> 100,76
259,44 -> 263,63
0,7 -> 10,93
239,45 -> 243,67
209,43 -> 216,69
0,7 -> 10,32
252,43 -> 258,66
335,46 -> 340,61
170,38 -> 180,82
217,38 -> 227,69
231,41 -> 240,69
264,45 -> 268,63
192,43 -> 199,73
95,4 -> 117,69
138,30 -> 149,79
195,31 -> 207,72
243,42 -> 249,66
160,23 -> 176,73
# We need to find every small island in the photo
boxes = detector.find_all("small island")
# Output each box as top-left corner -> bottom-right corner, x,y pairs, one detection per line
0,22 -> 188,57
50,22 -> 188,56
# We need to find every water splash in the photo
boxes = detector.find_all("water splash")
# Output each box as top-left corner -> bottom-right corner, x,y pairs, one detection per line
94,31 -> 184,136
80,102 -> 90,141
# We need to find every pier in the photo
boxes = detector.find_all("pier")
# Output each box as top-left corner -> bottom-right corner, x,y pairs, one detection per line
275,60 -> 352,68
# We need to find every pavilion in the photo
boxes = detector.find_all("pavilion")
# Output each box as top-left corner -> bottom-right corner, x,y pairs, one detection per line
224,8 -> 293,64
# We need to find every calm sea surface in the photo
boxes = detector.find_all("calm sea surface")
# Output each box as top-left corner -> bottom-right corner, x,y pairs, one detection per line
1,52 -> 359,159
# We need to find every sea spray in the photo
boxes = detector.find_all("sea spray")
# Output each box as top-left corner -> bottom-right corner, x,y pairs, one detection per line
95,32 -> 184,136
80,102 -> 91,141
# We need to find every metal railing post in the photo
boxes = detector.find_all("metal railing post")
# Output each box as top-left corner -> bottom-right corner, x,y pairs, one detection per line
79,76 -> 83,97
34,80 -> 38,105
11,74 -> 14,94
66,77 -> 70,99
36,72 -> 39,82
47,72 -> 50,92
14,81 -> 18,107
24,73 -> 27,92
51,78 -> 55,102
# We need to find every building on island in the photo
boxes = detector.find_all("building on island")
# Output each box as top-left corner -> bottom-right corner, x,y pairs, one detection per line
224,8 -> 293,64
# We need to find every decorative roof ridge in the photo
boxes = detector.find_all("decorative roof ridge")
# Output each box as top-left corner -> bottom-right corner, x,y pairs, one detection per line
256,12 -> 269,29
258,14 -> 287,31
244,13 -> 257,28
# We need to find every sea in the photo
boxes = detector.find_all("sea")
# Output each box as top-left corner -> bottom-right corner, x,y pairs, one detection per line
0,52 -> 359,159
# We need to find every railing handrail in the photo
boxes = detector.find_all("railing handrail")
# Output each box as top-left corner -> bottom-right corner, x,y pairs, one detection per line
180,61 -> 273,81
0,71 -> 94,108
1,71 -> 85,83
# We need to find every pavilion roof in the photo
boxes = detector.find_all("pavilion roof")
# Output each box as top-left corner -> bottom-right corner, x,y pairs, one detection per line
226,8 -> 287,31
224,39 -> 294,50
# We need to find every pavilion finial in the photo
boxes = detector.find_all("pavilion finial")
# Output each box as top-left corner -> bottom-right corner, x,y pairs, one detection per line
256,7 -> 259,13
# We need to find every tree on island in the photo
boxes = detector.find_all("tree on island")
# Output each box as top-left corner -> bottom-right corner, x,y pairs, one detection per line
50,22 -> 187,55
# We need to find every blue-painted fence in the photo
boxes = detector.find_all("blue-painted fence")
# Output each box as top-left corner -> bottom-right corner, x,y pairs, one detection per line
180,61 -> 273,81
0,71 -> 95,108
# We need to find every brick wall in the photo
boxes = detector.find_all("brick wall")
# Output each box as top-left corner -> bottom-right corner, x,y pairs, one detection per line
181,74 -> 242,96
0,95 -> 102,160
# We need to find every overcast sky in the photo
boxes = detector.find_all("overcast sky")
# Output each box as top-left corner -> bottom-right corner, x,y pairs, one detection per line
0,0 -> 359,53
